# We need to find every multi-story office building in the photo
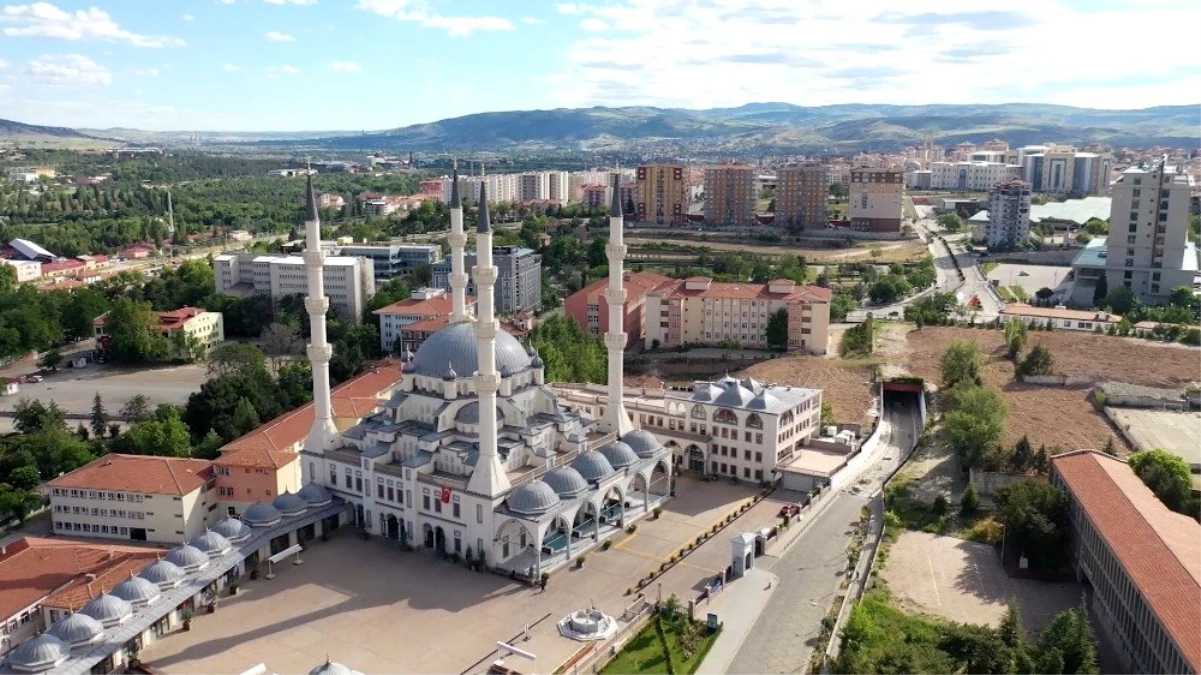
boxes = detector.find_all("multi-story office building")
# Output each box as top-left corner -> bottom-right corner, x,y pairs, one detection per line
928,161 -> 1022,191
848,168 -> 904,233
564,271 -> 671,346
775,164 -> 828,230
985,179 -> 1032,249
1010,146 -> 1112,195
337,243 -> 442,282
373,287 -> 475,354
432,246 -> 542,313
635,164 -> 688,224
1051,450 -> 1199,675
213,252 -> 375,322
703,164 -> 757,226
642,277 -> 831,354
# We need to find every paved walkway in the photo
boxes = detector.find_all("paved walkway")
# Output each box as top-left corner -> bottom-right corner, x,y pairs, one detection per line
694,567 -> 776,675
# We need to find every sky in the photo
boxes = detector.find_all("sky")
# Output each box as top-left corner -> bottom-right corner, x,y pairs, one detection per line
0,0 -> 1198,131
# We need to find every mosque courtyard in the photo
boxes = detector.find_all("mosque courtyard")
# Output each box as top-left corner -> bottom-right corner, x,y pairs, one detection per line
140,477 -> 797,675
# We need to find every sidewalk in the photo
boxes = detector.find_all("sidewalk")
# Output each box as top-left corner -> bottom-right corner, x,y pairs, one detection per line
694,567 -> 778,675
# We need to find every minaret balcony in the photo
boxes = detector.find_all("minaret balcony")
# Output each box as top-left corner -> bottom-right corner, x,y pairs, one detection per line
474,321 -> 499,340
302,251 -> 326,266
605,244 -> 627,260
474,267 -> 499,285
305,296 -> 330,315
306,343 -> 332,362
474,372 -> 501,394
605,288 -> 626,305
449,272 -> 469,286
603,333 -> 627,351
448,233 -> 467,247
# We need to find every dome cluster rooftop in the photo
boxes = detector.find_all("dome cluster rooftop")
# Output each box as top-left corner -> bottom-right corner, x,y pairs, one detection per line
408,321 -> 532,380
506,481 -> 561,515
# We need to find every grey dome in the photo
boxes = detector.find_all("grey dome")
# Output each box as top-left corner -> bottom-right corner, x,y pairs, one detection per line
242,501 -> 283,527
531,352 -> 544,369
140,559 -> 186,589
500,363 -> 513,378
81,593 -> 132,628
622,430 -> 664,458
542,467 -> 589,498
746,390 -> 779,411
164,544 -> 210,572
506,481 -> 560,515
310,661 -> 357,675
8,634 -> 70,671
691,383 -> 723,402
572,452 -> 616,483
740,377 -> 761,392
443,361 -> 458,381
409,321 -> 532,379
598,441 -> 639,469
212,516 -> 252,543
297,481 -> 333,506
717,373 -> 739,385
714,381 -> 754,407
272,491 -> 308,516
48,612 -> 103,648
455,401 -> 501,425
111,573 -> 161,607
402,360 -> 417,373
190,530 -> 232,557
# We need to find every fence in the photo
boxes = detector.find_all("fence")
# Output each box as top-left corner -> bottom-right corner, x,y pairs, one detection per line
560,602 -> 654,675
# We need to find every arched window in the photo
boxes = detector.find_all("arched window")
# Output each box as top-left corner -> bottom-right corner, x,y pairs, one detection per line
691,404 -> 707,420
746,413 -> 763,430
713,409 -> 738,425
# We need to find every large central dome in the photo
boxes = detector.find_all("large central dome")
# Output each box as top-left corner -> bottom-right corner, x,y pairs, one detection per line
410,321 -> 533,379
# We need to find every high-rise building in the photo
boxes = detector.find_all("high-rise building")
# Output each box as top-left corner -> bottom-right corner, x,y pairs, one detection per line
546,171 -> 571,203
635,164 -> 688,225
335,243 -> 442,282
985,179 -> 1032,249
775,164 -> 828,230
432,246 -> 542,313
1010,146 -> 1112,195
1103,159 -> 1195,303
848,168 -> 904,233
517,172 -> 549,202
213,252 -> 375,323
703,164 -> 757,226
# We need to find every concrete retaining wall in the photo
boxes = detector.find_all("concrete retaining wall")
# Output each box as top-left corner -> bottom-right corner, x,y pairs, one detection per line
969,468 -> 1028,498
1022,374 -> 1096,386
990,250 -> 1081,265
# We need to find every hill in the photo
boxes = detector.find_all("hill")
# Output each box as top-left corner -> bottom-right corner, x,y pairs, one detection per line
0,118 -> 115,149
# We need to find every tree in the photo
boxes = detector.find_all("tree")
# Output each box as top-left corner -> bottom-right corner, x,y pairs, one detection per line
90,392 -> 108,439
1034,609 -> 1099,675
207,342 -> 267,378
586,236 -> 608,268
13,398 -> 66,434
1010,435 -> 1034,473
113,406 -> 192,457
361,277 -> 411,323
105,297 -> 168,363
1091,274 -> 1108,308
960,484 -> 980,515
260,322 -> 304,371
230,397 -> 262,438
1004,319 -> 1028,361
821,400 -> 834,426
1035,287 -> 1054,303
37,349 -> 63,371
938,213 -> 965,232
1018,344 -> 1055,378
765,307 -> 789,351
943,384 -> 1007,468
192,429 -> 225,460
999,601 -> 1025,650
993,480 -> 1068,569
9,465 -> 41,491
121,394 -> 153,424
1103,286 -> 1137,315
1128,449 -> 1198,517
940,340 -> 985,388
411,263 -> 433,287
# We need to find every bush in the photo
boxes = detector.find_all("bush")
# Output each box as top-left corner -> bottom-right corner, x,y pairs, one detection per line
602,539 -> 612,551
627,524 -> 638,534
932,494 -> 948,516
960,485 -> 980,515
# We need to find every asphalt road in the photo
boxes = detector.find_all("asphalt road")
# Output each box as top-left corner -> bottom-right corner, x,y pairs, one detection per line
726,397 -> 921,674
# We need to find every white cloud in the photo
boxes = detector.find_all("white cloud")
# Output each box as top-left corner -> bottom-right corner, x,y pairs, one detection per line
182,14 -> 195,21
265,64 -> 300,77
133,67 -> 161,76
578,17 -> 607,31
0,2 -> 185,47
264,30 -> 297,42
25,54 -> 112,87
0,58 -> 8,69
520,16 -> 544,25
222,63 -> 241,72
262,0 -> 317,4
330,60 -> 360,72
215,0 -> 236,4
356,0 -> 513,37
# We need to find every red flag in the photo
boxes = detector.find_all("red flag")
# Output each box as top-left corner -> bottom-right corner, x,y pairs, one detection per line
441,486 -> 451,504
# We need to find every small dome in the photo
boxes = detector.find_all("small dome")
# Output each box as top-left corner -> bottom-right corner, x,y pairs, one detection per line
212,516 -> 252,543
455,401 -> 501,425
242,501 -> 283,527
506,481 -> 561,515
8,634 -> 70,671
598,441 -> 639,469
746,390 -> 779,411
189,530 -> 232,557
717,373 -> 739,385
402,347 -> 415,362
297,481 -> 333,506
740,377 -> 761,391
622,430 -> 664,458
542,467 -> 589,498
401,360 -> 417,373
714,381 -> 754,407
500,363 -> 513,378
310,660 -> 358,675
81,593 -> 132,628
531,352 -> 544,369
48,612 -> 103,648
691,383 -> 723,402
111,573 -> 161,607
164,545 -> 210,572
572,452 -> 615,483
443,361 -> 458,381
140,559 -> 186,589
272,491 -> 308,517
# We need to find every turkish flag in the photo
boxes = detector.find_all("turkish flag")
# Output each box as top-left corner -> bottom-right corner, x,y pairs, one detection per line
441,486 -> 451,504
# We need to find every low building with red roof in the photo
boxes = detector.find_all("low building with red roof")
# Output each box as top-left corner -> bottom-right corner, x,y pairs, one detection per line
373,288 -> 475,354
564,271 -> 672,349
118,243 -> 157,259
94,306 -> 224,356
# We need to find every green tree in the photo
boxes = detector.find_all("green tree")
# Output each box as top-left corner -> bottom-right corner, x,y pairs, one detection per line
940,340 -> 985,388
207,341 -> 267,378
765,307 -> 789,351
192,429 -> 225,460
13,398 -> 66,434
1010,434 -> 1034,473
1004,319 -> 1028,361
587,236 -> 608,268
230,397 -> 262,438
120,394 -> 152,424
1103,286 -> 1137,315
113,406 -> 192,457
943,384 -> 1008,468
89,392 -> 108,439
530,314 -> 606,383
37,349 -> 63,371
1034,609 -> 1099,675
937,213 -> 965,232
993,480 -> 1068,569
361,277 -> 411,323
105,297 -> 168,363
960,484 -> 980,514
1018,344 -> 1055,378
9,465 -> 41,491
61,288 -> 111,341
1128,449 -> 1198,517
1091,274 -> 1108,309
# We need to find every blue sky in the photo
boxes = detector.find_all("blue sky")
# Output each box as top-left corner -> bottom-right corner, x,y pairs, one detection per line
0,0 -> 1198,131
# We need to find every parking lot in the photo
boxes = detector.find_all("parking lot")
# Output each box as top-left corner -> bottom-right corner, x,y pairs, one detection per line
985,263 -> 1072,299
1106,408 -> 1201,465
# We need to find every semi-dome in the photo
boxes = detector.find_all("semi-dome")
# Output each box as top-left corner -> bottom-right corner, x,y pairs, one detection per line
455,401 -> 502,425
189,530 -> 232,557
572,452 -> 615,483
111,573 -> 161,607
48,612 -> 103,648
597,441 -> 639,469
409,321 -> 532,379
714,381 -> 754,407
242,501 -> 283,527
746,389 -> 779,411
622,430 -> 664,458
297,481 -> 333,506
542,467 -> 589,498
7,634 -> 70,672
310,660 -> 359,675
272,491 -> 308,517
212,516 -> 252,543
140,559 -> 186,589
506,481 -> 561,515
164,544 -> 210,572
80,593 -> 132,628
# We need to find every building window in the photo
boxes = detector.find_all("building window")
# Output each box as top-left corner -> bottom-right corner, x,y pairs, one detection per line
422,489 -> 430,510
477,504 -> 484,523
453,496 -> 461,519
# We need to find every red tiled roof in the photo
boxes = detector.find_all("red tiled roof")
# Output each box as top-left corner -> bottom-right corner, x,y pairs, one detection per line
48,455 -> 213,496
94,306 -> 207,330
404,315 -> 452,333
41,259 -> 85,273
215,446 -> 299,470
1001,303 -> 1121,323
657,277 -> 833,303
373,295 -> 455,317
573,271 -> 672,305
1052,450 -> 1201,671
0,538 -> 165,618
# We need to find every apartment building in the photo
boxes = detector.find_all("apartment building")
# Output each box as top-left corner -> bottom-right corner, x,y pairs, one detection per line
775,164 -> 828,231
635,164 -> 688,225
432,246 -> 542,313
1051,451 -> 1200,675
1,259 -> 42,283
703,164 -> 757,226
581,184 -> 612,211
564,271 -> 671,346
372,287 -> 476,354
928,161 -> 1022,191
47,455 -> 216,544
93,306 -> 224,355
214,252 -> 376,323
569,171 -> 613,202
337,243 -> 442,282
546,171 -> 571,203
643,277 -> 832,354
1009,146 -> 1112,195
985,179 -> 1032,249
848,168 -> 904,233
517,172 -> 549,202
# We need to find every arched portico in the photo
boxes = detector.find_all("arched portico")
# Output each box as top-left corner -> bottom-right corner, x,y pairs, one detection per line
649,459 -> 672,497
629,471 -> 650,515
494,517 -> 536,565
598,485 -> 625,528
685,444 -> 705,474
573,501 -> 599,541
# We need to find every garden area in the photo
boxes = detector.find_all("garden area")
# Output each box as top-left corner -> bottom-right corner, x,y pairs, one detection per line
600,603 -> 720,675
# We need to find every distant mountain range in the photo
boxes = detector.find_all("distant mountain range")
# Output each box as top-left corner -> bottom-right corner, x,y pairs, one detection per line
4,102 -> 1198,154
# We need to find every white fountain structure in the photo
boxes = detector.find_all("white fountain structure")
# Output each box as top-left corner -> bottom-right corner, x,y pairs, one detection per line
556,603 -> 619,642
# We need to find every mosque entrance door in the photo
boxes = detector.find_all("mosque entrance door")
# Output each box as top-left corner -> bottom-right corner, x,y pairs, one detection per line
434,526 -> 447,554
387,515 -> 399,540
423,523 -> 434,548
687,447 -> 705,473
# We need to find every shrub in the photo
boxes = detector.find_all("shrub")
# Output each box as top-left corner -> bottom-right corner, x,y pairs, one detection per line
653,506 -> 663,519
602,539 -> 612,551
627,524 -> 638,534
932,494 -> 948,516
960,485 -> 980,514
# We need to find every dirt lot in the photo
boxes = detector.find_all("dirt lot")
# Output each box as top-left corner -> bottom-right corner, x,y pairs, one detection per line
626,237 -> 928,263
997,384 -> 1124,451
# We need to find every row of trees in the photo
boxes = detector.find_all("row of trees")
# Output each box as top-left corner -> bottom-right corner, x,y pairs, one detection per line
529,315 -> 607,384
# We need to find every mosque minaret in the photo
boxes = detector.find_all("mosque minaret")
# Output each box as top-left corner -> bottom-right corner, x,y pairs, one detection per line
599,173 -> 634,436
447,169 -> 469,323
302,168 -> 338,473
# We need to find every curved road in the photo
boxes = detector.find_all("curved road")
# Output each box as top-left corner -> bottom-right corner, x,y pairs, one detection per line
726,396 -> 922,674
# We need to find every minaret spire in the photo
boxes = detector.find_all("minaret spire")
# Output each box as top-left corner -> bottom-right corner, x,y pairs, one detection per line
448,169 -> 468,323
466,184 -> 511,497
600,172 -> 634,436
301,164 -> 338,474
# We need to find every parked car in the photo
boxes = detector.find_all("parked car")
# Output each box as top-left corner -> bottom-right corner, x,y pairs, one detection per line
27,375 -> 43,383
778,504 -> 801,518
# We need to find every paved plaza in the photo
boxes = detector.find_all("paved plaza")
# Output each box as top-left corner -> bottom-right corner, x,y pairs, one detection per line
986,263 -> 1072,298
141,478 -> 795,675
1107,408 -> 1201,466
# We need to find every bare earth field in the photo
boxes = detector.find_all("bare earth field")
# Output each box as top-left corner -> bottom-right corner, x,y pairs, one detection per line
625,237 -> 928,263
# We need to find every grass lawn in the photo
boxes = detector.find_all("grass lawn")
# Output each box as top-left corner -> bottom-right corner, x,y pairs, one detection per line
981,261 -> 1000,275
600,615 -> 720,675
1008,286 -> 1030,302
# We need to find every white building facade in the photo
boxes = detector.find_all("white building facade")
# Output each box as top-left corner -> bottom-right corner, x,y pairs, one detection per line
929,161 -> 1022,191
214,252 -> 376,322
